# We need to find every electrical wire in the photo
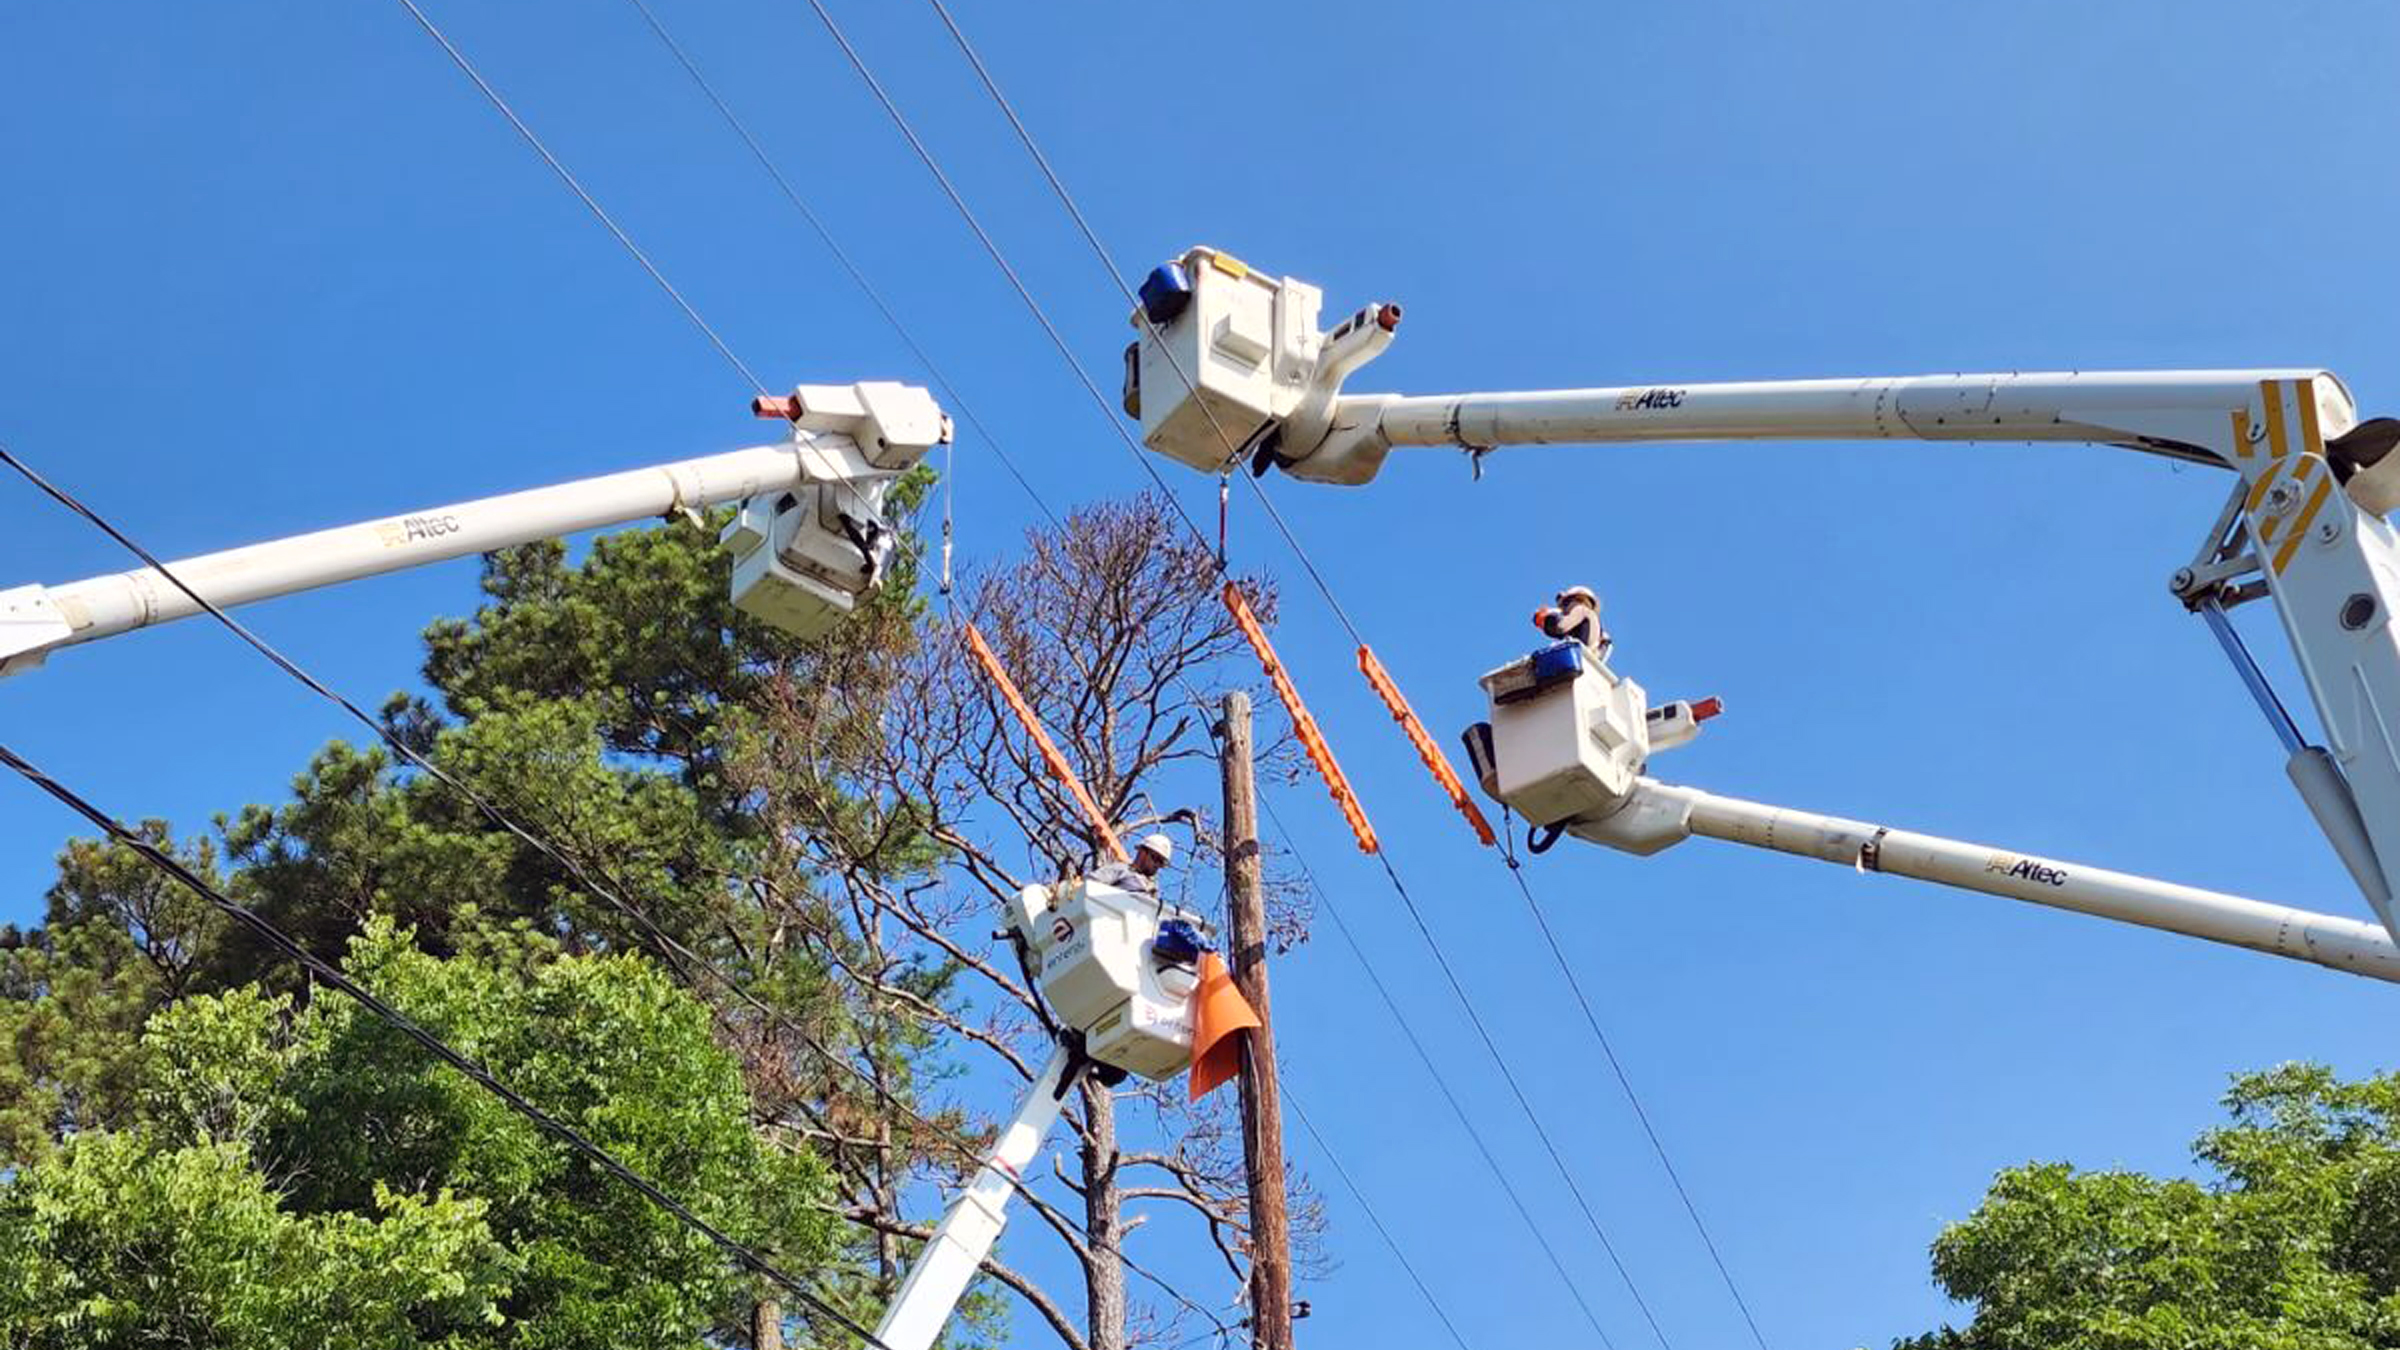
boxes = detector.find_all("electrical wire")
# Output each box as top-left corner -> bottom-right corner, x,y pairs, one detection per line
0,436 -> 1233,1342
614,0 -> 1057,532
916,12 -> 1770,1344
783,0 -> 1211,548
387,0 -> 768,395
1249,787 -> 1622,1349
594,21 -> 1513,1341
1500,850 -> 1773,1350
1283,1085 -> 1475,1350
0,738 -> 887,1348
804,8 -> 1688,1342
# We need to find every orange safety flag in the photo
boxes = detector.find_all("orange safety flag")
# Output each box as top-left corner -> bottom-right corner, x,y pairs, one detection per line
1187,951 -> 1262,1101
1357,644 -> 1496,847
962,622 -> 1128,864
1219,581 -> 1380,854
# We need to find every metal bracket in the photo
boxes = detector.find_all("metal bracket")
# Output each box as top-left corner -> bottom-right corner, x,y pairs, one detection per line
2170,480 -> 2267,610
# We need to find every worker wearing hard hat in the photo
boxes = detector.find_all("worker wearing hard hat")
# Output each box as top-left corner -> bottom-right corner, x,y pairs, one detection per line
1092,832 -> 1175,895
1535,585 -> 1610,659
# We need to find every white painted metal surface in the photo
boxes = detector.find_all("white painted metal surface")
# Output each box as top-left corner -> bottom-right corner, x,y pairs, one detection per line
872,1044 -> 1075,1350
0,381 -> 948,674
1012,878 -> 1205,1081
1572,779 -> 2400,985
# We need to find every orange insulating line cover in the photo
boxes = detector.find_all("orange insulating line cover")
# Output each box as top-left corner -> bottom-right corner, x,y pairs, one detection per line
1357,644 -> 1496,847
963,622 -> 1129,864
1219,581 -> 1380,854
1187,950 -> 1262,1101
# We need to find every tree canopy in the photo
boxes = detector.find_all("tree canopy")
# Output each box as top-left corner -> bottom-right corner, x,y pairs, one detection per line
1,917 -> 827,1348
1901,1064 -> 2400,1349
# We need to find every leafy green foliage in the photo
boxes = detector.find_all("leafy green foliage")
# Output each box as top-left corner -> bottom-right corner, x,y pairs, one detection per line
0,1131 -> 512,1350
1901,1064 -> 2400,1349
0,919 -> 831,1348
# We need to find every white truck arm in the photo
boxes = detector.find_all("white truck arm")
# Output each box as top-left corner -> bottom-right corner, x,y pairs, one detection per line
0,381 -> 949,674
874,1044 -> 1075,1350
1126,247 -> 2400,948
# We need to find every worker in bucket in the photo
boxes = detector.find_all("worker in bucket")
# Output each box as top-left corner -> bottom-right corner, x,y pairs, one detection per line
1535,584 -> 1611,659
1092,832 -> 1174,895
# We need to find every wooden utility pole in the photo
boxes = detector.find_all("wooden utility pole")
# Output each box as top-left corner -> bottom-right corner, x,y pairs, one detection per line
1218,692 -> 1294,1350
753,1298 -> 782,1350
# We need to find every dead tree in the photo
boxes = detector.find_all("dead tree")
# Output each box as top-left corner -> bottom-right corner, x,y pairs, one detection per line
736,492 -> 1323,1350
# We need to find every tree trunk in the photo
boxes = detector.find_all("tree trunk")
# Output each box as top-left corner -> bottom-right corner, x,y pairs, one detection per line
754,1297 -> 784,1350
1079,1077 -> 1127,1350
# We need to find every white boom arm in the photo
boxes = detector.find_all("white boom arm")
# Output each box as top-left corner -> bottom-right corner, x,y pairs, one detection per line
1594,776 -> 2400,985
0,381 -> 950,674
1127,247 -> 2400,952
875,1044 -> 1075,1350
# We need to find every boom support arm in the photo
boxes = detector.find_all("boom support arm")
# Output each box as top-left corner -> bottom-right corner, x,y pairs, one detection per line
0,380 -> 949,674
874,1045 -> 1075,1350
1126,248 -> 2400,942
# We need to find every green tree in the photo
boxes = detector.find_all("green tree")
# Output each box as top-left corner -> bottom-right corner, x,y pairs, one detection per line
1901,1063 -> 2400,1349
0,917 -> 830,1348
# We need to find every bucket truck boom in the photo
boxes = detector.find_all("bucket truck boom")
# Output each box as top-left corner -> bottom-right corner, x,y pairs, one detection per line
0,381 -> 948,672
1122,245 -> 2400,967
869,877 -> 1233,1350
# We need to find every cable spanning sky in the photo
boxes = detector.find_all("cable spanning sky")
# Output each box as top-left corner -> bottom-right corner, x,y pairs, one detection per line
4,2 -> 2399,1346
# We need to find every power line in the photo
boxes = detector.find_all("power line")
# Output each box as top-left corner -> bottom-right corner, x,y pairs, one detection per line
850,11 -> 1686,1344
783,0 -> 1211,548
0,737 -> 886,1348
916,13 -> 1768,1344
1283,1085 -> 1476,1350
1500,850 -> 1773,1349
1251,793 -> 1622,1348
386,0 -> 769,394
613,0 -> 1057,532
0,436 -> 1233,1342
654,0 -> 1619,1317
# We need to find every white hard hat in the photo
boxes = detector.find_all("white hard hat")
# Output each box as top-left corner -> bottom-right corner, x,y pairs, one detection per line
1136,833 -> 1175,865
1557,585 -> 1599,608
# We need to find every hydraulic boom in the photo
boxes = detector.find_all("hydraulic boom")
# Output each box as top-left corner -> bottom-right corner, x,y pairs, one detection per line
1124,245 -> 2400,961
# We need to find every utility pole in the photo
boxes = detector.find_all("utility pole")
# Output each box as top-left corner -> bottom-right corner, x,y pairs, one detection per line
1218,692 -> 1294,1350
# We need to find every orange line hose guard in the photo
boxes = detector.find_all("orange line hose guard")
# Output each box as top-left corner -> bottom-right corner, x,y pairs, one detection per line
963,622 -> 1128,864
1220,581 -> 1380,854
1356,645 -> 1496,847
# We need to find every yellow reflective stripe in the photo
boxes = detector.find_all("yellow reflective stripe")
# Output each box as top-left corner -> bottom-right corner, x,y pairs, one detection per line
2297,380 -> 2326,456
2232,408 -> 2255,459
2274,473 -> 2335,574
2260,379 -> 2292,460
2248,458 -> 2283,513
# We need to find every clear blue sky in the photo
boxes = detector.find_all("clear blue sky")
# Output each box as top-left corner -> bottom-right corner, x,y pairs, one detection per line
6,1 -> 2400,1347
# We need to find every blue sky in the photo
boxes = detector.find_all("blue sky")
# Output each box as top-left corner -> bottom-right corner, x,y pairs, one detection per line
7,1 -> 2400,1347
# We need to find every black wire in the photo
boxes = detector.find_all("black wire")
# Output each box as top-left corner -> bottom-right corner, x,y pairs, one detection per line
1255,795 -> 1621,1349
909,11 -> 1685,1343
0,738 -> 887,1348
920,11 -> 1767,1341
614,0 -> 1058,532
1283,1086 -> 1476,1350
785,0 -> 1211,548
1499,850 -> 1773,1350
0,438 -> 1232,1340
386,0 -> 768,395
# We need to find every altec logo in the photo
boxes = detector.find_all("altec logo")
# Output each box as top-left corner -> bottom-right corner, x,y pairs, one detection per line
377,514 -> 464,547
1985,853 -> 2069,887
1615,387 -> 1687,411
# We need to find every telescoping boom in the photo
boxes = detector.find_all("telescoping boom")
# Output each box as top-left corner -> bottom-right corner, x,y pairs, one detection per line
0,382 -> 950,674
1123,245 -> 2400,971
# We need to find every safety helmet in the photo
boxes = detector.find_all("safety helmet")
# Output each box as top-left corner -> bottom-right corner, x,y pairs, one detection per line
1556,585 -> 1599,608
1136,832 -> 1175,866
